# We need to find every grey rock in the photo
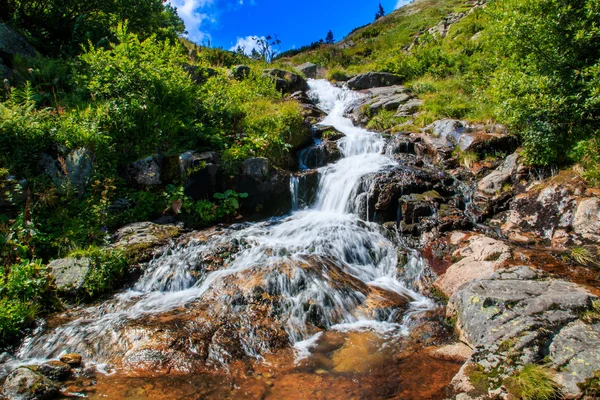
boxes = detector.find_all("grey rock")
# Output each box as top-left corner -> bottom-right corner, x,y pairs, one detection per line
242,158 -> 269,181
231,65 -> 251,80
448,266 -> 599,397
550,321 -> 600,397
123,155 -> 163,186
111,222 -> 181,254
41,147 -> 94,193
49,257 -> 92,293
477,153 -> 519,195
0,24 -> 37,62
296,62 -> 318,79
347,72 -> 403,90
1,367 -> 58,400
396,98 -> 423,116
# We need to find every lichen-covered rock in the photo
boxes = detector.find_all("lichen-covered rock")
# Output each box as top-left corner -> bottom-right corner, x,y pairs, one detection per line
48,257 -> 92,294
1,367 -> 58,400
122,155 -> 163,186
111,222 -> 182,264
433,235 -> 511,298
477,152 -> 520,195
447,266 -> 599,398
573,197 -> 600,242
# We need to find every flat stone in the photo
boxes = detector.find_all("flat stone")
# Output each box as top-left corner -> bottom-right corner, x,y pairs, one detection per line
60,353 -> 83,367
430,342 -> 473,362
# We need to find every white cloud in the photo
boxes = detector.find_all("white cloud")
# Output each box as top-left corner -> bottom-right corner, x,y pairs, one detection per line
169,0 -> 215,43
230,35 -> 265,55
395,0 -> 412,9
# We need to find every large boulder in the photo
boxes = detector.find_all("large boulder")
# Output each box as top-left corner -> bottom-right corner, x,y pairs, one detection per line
296,62 -> 319,79
347,72 -> 403,90
0,23 -> 37,70
448,266 -> 599,398
110,222 -> 182,264
48,257 -> 92,294
122,155 -> 163,186
231,65 -> 251,80
40,147 -> 94,194
263,68 -> 308,94
181,151 -> 220,201
1,367 -> 58,400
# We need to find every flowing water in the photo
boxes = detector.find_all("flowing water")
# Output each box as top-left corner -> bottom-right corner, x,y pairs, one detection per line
9,80 -> 457,397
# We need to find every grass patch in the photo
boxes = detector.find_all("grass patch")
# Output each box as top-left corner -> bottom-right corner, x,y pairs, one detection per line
504,364 -> 561,400
579,370 -> 600,397
570,246 -> 595,267
581,299 -> 600,324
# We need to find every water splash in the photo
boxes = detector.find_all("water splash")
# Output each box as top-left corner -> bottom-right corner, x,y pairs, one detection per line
16,80 -> 435,367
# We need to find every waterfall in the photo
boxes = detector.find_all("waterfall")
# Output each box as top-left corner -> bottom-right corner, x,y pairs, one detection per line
15,80 -> 434,367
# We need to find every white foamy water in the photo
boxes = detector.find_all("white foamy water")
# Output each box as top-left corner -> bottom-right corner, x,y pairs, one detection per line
15,80 -> 434,366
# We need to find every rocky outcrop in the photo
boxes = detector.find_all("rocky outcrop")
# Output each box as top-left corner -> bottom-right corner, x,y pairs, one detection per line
490,171 -> 600,247
1,367 -> 58,400
477,152 -> 521,195
447,266 -> 599,399
122,154 -> 164,186
347,85 -> 417,126
347,72 -> 403,90
0,23 -> 37,78
264,68 -> 309,94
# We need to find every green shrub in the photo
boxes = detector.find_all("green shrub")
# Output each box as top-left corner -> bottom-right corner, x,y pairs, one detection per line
327,68 -> 350,82
67,247 -> 127,298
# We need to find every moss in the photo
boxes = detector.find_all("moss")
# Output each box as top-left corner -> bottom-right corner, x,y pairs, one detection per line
504,364 -> 561,400
466,364 -> 504,396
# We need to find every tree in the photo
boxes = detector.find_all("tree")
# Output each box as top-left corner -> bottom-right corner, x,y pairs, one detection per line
375,3 -> 385,20
6,0 -> 185,56
251,35 -> 281,63
325,30 -> 335,45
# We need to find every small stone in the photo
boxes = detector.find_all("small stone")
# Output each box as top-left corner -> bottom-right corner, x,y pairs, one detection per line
315,369 -> 328,374
60,353 -> 83,367
264,379 -> 274,386
262,372 -> 273,378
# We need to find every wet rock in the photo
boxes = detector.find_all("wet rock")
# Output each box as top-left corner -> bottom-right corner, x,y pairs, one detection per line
38,361 -> 71,381
234,159 -> 292,216
296,62 -> 319,79
292,170 -> 319,209
1,367 -> 58,400
434,235 -> 511,298
313,125 -> 345,141
299,141 -> 341,169
122,154 -> 163,186
264,69 -> 308,94
40,147 -> 94,194
231,65 -> 251,80
111,222 -> 182,264
60,353 -> 83,367
48,257 -> 92,294
447,266 -> 599,397
347,72 -> 403,90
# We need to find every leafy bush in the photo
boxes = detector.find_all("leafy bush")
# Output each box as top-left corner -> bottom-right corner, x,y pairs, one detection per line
327,68 -> 350,82
0,260 -> 54,343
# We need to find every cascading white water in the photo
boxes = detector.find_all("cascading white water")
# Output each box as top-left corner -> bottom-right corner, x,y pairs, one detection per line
15,80 -> 434,366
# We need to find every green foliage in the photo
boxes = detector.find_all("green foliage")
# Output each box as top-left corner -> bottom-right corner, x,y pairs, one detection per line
0,260 -> 54,343
327,68 -> 350,82
67,247 -> 126,298
366,110 -> 406,132
6,0 -> 185,56
579,370 -> 600,397
504,364 -> 561,400
570,246 -> 595,267
453,148 -> 479,169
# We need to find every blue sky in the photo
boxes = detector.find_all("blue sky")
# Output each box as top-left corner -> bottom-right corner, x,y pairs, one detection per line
169,0 -> 412,53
